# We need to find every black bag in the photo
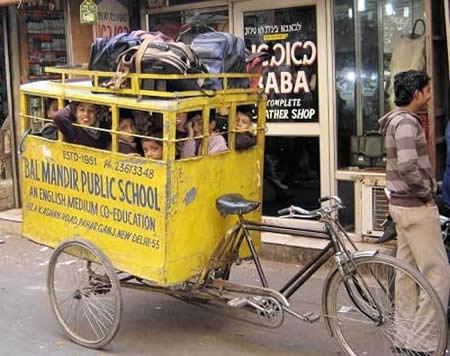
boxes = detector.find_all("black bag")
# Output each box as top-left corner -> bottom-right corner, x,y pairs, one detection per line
350,131 -> 386,168
88,32 -> 142,82
111,37 -> 206,93
191,32 -> 246,90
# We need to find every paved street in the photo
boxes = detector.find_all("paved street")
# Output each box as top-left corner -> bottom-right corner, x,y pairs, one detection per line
0,232 -> 343,356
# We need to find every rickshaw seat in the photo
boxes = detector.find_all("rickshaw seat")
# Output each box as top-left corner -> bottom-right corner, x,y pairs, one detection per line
216,194 -> 260,216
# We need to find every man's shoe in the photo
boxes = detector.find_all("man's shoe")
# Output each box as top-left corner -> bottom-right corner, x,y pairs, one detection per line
391,346 -> 432,356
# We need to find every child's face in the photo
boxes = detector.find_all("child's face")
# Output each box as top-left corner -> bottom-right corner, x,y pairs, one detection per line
176,112 -> 188,131
209,120 -> 216,134
47,100 -> 58,119
76,103 -> 97,126
142,140 -> 163,160
118,118 -> 136,144
236,112 -> 252,130
192,116 -> 203,136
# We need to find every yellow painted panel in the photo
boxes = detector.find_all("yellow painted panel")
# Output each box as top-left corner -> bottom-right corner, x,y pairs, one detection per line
165,148 -> 263,285
21,137 -> 167,283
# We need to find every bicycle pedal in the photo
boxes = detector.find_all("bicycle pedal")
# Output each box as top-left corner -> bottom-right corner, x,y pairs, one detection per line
227,297 -> 248,308
284,307 -> 321,323
303,312 -> 320,323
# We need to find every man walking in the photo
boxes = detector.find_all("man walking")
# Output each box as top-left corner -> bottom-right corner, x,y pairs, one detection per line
379,70 -> 450,355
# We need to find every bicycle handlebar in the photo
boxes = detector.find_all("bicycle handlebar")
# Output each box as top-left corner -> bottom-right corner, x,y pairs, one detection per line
277,206 -> 319,218
319,196 -> 343,205
277,196 -> 344,218
278,207 -> 290,215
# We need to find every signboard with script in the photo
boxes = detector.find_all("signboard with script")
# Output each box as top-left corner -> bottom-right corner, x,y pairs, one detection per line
80,0 -> 98,25
95,0 -> 129,38
244,6 -> 319,123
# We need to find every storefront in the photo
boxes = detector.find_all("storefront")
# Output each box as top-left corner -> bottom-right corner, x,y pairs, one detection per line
1,1 -> 448,242
143,0 -> 449,240
0,3 -> 18,211
0,0 -> 141,213
0,0 -> 95,212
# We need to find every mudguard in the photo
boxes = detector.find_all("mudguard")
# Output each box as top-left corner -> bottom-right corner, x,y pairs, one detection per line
321,250 -> 379,336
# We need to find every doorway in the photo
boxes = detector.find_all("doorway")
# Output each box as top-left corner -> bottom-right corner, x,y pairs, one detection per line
233,0 -> 331,221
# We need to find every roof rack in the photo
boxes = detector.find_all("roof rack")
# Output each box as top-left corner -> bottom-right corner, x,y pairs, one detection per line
44,66 -> 261,99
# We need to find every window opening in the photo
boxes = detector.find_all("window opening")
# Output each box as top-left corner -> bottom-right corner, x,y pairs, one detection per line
334,0 -> 426,169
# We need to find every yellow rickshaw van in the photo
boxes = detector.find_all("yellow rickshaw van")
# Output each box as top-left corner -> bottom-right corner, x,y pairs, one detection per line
19,68 -> 266,287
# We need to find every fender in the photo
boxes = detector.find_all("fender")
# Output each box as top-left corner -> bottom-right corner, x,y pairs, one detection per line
321,250 -> 379,337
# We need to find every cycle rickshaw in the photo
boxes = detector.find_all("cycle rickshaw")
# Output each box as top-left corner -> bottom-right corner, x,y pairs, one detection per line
19,68 -> 448,355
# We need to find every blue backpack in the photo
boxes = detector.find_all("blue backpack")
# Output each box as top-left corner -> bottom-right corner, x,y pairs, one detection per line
191,32 -> 247,90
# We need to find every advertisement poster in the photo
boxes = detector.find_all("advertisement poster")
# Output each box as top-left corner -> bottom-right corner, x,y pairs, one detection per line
244,6 -> 318,123
95,0 -> 129,38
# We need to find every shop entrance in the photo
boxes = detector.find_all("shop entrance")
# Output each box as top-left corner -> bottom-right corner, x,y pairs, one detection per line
0,7 -> 16,211
234,0 -> 331,221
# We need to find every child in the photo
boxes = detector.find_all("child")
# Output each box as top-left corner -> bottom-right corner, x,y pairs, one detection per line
180,111 -> 228,158
235,108 -> 256,150
175,112 -> 189,158
53,102 -> 109,149
142,130 -> 163,160
108,110 -> 138,154
38,98 -> 58,140
46,98 -> 58,120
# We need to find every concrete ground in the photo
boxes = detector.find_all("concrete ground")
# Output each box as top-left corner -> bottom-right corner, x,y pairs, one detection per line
1,232 -> 448,356
0,232 -> 342,356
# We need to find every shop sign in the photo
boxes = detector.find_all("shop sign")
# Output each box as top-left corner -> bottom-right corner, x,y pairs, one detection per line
95,0 -> 129,38
80,0 -> 98,25
244,6 -> 319,122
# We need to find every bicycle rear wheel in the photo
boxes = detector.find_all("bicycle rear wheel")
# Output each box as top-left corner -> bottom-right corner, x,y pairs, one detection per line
324,254 -> 447,356
47,239 -> 122,349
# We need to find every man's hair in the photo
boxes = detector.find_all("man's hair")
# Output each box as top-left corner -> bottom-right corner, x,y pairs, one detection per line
394,70 -> 431,106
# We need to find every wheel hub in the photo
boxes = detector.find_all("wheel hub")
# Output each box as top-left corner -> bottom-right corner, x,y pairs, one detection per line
73,289 -> 82,300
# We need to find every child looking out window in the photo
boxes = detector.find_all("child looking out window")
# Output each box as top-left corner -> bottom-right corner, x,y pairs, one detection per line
235,108 -> 256,150
108,110 -> 138,155
180,112 -> 228,158
53,102 -> 109,149
142,131 -> 163,160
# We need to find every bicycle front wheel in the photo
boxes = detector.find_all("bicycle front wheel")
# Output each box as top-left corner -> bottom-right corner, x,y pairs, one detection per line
324,254 -> 447,356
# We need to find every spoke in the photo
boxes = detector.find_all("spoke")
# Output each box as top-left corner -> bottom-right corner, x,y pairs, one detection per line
87,295 -> 115,324
82,297 -> 108,338
324,313 -> 376,325
81,300 -> 102,340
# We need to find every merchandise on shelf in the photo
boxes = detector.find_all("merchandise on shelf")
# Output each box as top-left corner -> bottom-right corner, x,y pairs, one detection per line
23,5 -> 67,81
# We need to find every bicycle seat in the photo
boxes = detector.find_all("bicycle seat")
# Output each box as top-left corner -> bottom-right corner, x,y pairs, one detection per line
216,194 -> 260,216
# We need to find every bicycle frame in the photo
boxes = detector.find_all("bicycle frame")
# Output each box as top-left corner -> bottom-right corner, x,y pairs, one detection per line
234,211 -> 379,304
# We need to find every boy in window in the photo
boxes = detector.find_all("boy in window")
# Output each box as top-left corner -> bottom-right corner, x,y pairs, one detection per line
108,110 -> 138,155
37,98 -> 58,140
235,108 -> 256,150
180,111 -> 228,158
142,131 -> 163,160
53,102 -> 109,149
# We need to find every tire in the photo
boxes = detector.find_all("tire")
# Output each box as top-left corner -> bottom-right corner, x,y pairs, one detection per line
47,239 -> 122,349
324,254 -> 448,356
